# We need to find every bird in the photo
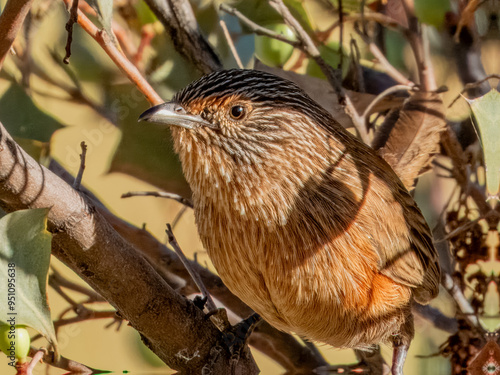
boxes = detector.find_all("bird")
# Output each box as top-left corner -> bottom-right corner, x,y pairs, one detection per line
139,69 -> 441,374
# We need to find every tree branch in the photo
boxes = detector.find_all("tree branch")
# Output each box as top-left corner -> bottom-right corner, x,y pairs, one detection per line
143,0 -> 222,74
400,0 -> 436,91
0,0 -> 35,70
60,0 -> 163,105
268,0 -> 342,96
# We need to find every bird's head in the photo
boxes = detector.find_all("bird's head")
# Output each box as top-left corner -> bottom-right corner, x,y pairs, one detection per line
139,69 -> 339,211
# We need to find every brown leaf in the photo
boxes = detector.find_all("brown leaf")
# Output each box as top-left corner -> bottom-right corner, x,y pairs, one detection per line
372,92 -> 446,190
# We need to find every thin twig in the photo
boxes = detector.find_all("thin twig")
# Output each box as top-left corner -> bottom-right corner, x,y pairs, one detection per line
219,4 -> 300,47
60,0 -> 163,105
302,339 -> 327,364
219,19 -> 243,69
361,84 -> 413,125
121,191 -> 193,208
330,12 -> 405,34
220,2 -> 342,96
448,74 -> 499,108
268,0 -> 343,97
400,0 -> 436,91
338,0 -> 344,73
432,159 -> 454,174
166,223 -> 217,312
73,141 -> 87,190
444,216 -> 481,241
354,22 -> 414,86
349,38 -> 365,92
27,350 -> 45,375
63,0 -> 79,64
28,347 -> 98,374
413,303 -> 458,333
442,272 -> 480,328
172,205 -> 189,229
344,93 -> 370,144
133,24 -> 155,69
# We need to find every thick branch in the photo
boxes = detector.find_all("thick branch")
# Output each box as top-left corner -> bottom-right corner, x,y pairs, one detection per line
0,122 -> 257,374
144,0 -> 222,74
0,0 -> 35,69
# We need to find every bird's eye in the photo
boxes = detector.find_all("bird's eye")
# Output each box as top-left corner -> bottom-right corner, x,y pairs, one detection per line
230,105 -> 246,120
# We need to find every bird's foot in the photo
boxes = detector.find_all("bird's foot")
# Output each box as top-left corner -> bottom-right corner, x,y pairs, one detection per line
354,346 -> 388,374
222,313 -> 262,360
391,335 -> 409,375
193,295 -> 208,310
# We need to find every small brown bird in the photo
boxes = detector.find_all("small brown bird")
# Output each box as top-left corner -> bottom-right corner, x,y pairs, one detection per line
139,69 -> 440,374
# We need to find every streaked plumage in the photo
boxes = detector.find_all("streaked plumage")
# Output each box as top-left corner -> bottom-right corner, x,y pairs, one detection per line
140,69 -> 440,373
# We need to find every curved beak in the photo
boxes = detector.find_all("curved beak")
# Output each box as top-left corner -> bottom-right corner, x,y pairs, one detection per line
138,102 -> 215,129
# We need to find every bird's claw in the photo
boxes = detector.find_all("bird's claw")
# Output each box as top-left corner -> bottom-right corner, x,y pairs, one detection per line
222,313 -> 262,356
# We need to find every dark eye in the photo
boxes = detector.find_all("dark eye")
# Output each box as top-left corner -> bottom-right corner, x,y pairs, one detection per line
230,105 -> 246,120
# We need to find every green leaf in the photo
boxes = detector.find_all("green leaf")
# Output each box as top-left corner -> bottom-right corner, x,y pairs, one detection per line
327,0 -> 378,12
233,0 -> 312,34
233,0 -> 282,29
0,209 -> 58,355
136,0 -> 157,24
86,0 -> 113,34
283,0 -> 311,30
67,28 -> 117,82
467,89 -> 500,202
415,0 -> 450,28
0,84 -> 63,142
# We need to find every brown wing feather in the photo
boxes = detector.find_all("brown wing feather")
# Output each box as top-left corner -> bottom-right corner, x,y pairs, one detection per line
376,166 -> 441,304
341,130 -> 441,305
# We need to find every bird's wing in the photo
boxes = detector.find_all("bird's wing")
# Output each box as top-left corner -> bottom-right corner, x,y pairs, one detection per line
323,119 -> 440,304
376,182 -> 441,304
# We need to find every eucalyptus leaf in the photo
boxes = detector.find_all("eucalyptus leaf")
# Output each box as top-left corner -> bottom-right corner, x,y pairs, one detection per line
467,89 -> 500,202
86,0 -> 113,34
0,209 -> 58,356
136,0 -> 157,24
0,84 -> 63,142
234,0 -> 282,29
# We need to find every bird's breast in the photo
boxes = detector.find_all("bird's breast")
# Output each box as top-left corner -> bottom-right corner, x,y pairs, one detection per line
194,183 -> 413,347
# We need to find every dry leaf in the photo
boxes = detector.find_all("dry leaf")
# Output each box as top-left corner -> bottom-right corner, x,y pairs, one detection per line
372,91 -> 446,190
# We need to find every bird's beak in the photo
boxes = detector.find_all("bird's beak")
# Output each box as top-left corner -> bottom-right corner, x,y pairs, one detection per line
138,102 -> 214,129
